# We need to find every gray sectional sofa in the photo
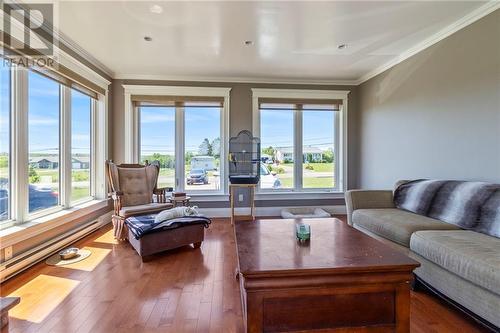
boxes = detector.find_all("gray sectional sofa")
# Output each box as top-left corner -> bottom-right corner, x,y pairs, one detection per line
346,180 -> 500,329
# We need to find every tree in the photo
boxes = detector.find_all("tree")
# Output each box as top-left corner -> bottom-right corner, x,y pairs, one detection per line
211,137 -> 221,158
29,165 -> 40,183
323,148 -> 335,163
262,146 -> 275,157
198,138 -> 212,156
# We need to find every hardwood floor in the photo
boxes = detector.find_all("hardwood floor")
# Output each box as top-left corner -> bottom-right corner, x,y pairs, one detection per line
0,218 -> 490,333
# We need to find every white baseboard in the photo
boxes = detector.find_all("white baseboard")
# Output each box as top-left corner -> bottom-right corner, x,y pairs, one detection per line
0,212 -> 112,282
198,205 -> 346,218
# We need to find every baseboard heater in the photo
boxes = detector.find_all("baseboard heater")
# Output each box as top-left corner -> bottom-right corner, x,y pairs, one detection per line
0,214 -> 111,282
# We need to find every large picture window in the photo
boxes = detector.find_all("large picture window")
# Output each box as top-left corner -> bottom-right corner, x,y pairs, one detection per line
184,103 -> 221,191
0,67 -> 10,221
28,71 -> 61,213
138,100 -> 224,194
0,62 -> 106,227
71,90 -> 93,203
130,86 -> 230,195
139,106 -> 176,189
254,89 -> 347,193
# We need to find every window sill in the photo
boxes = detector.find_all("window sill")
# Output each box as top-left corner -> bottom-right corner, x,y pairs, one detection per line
0,199 -> 111,249
188,191 -> 345,202
255,191 -> 345,200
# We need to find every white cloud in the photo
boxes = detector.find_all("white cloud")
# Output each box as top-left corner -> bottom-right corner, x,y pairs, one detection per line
29,115 -> 58,125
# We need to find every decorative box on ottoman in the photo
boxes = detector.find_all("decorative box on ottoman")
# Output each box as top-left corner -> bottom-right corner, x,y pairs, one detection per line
125,214 -> 211,260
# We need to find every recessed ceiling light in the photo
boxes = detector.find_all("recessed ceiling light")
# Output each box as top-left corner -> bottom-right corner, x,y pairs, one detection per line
337,44 -> 348,50
149,4 -> 163,14
244,40 -> 254,46
144,36 -> 153,42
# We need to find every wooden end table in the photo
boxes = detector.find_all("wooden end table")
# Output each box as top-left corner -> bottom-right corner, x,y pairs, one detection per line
168,196 -> 191,207
234,218 -> 420,332
229,184 -> 256,224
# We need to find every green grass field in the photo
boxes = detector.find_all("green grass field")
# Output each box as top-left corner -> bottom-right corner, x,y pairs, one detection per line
272,162 -> 335,189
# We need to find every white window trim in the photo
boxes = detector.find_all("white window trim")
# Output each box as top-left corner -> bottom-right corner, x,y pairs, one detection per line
252,88 -> 349,194
123,85 -> 231,195
1,63 -> 109,229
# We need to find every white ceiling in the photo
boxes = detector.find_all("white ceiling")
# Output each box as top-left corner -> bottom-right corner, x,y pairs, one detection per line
57,1 -> 493,83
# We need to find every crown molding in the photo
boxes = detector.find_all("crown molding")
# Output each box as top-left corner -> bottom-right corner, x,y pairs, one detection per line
5,0 -> 114,80
56,30 -> 115,79
356,1 -> 500,85
115,73 -> 359,86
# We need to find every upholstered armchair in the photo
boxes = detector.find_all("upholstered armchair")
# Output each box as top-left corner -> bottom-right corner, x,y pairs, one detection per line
106,160 -> 173,240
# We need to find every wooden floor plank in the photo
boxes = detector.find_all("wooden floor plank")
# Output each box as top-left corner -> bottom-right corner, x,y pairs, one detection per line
0,217 -> 490,333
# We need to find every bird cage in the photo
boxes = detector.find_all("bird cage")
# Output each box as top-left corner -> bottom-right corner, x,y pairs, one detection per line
228,130 -> 261,184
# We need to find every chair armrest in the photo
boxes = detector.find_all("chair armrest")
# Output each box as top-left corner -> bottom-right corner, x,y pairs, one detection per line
111,191 -> 124,200
153,187 -> 173,194
345,190 -> 395,226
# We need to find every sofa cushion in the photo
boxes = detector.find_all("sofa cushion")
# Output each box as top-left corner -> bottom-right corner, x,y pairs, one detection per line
353,208 -> 460,247
410,230 -> 500,295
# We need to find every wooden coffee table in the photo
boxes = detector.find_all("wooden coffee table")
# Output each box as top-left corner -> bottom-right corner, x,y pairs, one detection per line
234,218 -> 420,332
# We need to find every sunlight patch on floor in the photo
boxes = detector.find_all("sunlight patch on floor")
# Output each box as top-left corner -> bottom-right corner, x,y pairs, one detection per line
93,229 -> 119,245
59,246 -> 111,271
8,274 -> 80,323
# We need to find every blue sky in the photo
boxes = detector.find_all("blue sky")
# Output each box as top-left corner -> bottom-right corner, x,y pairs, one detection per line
140,106 -> 221,155
1,67 -> 9,155
261,109 -> 335,150
27,71 -> 91,156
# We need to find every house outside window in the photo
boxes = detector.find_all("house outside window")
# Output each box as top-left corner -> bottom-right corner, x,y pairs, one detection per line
252,88 -> 348,193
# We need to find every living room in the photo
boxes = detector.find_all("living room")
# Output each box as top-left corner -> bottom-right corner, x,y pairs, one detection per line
0,1 -> 499,332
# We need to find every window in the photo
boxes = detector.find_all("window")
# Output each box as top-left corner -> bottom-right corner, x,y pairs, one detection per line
139,106 -> 176,189
302,106 -> 336,189
253,89 -> 347,193
185,103 -> 221,191
0,62 -> 106,227
138,101 -> 224,194
28,71 -> 60,213
130,86 -> 230,195
0,67 -> 10,221
260,105 -> 294,189
71,90 -> 92,202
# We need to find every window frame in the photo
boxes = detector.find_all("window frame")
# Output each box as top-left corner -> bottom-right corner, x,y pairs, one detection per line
252,88 -> 349,194
124,85 -> 231,196
0,64 -> 107,229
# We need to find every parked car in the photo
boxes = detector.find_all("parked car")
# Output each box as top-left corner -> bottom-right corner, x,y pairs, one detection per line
186,169 -> 209,185
260,163 -> 282,189
29,185 -> 58,212
0,180 -> 58,218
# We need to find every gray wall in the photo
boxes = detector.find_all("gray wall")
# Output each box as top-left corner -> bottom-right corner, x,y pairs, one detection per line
111,79 -> 359,207
357,9 -> 500,189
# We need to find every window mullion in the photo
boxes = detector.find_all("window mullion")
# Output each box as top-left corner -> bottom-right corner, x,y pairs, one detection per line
11,66 -> 28,223
60,86 -> 71,207
175,105 -> 185,192
294,105 -> 303,191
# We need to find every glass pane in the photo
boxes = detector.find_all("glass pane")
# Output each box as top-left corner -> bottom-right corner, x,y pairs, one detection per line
0,67 -> 10,221
28,71 -> 60,213
185,106 -> 221,191
139,107 -> 175,189
71,90 -> 92,202
302,109 -> 335,189
260,108 -> 294,189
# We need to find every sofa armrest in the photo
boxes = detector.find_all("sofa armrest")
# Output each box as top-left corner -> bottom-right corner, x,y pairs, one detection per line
345,190 -> 395,226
